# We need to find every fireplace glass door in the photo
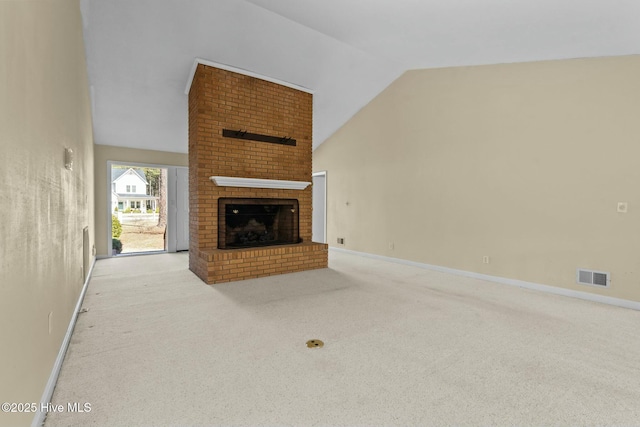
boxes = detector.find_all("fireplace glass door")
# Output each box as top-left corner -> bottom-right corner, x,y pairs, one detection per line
218,198 -> 300,249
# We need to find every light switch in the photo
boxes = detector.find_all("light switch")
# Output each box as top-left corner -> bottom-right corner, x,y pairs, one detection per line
617,202 -> 628,213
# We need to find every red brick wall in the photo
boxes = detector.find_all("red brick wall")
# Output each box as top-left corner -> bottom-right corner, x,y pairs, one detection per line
188,64 -> 327,283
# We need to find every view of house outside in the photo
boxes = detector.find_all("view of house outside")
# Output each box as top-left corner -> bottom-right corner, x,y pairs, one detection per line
111,165 -> 168,254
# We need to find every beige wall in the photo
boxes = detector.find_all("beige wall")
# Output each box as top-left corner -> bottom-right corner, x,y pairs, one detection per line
94,145 -> 188,256
314,55 -> 640,303
0,1 -> 94,426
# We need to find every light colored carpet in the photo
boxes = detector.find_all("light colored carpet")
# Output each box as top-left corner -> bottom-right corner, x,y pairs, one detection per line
45,250 -> 640,426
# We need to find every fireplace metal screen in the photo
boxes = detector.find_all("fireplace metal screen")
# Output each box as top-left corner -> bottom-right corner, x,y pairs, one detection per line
217,198 -> 300,249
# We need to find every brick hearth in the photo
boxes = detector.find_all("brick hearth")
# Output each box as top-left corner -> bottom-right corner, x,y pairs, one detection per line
188,64 -> 328,284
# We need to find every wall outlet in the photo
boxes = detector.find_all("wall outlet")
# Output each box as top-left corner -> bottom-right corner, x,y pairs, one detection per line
48,312 -> 53,335
337,237 -> 345,245
388,242 -> 394,250
483,256 -> 490,264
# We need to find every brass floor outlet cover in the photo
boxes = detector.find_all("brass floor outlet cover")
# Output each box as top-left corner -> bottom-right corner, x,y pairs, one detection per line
306,339 -> 324,348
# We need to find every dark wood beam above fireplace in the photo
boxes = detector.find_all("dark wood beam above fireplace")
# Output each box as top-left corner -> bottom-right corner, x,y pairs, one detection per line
222,129 -> 297,146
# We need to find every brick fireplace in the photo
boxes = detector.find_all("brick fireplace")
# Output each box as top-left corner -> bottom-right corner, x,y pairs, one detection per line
188,63 -> 328,284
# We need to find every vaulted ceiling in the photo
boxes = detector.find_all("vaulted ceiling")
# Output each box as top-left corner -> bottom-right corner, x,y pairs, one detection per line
81,0 -> 640,153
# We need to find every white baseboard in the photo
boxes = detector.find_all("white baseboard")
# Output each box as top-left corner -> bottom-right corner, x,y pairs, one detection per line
31,258 -> 97,427
329,247 -> 640,311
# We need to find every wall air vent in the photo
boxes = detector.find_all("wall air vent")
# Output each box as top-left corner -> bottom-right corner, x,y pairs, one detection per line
577,269 -> 610,287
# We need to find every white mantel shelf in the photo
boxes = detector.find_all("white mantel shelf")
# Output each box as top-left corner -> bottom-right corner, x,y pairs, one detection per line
210,176 -> 311,190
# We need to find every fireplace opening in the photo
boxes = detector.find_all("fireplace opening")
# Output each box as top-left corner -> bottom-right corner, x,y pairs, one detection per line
218,198 -> 300,249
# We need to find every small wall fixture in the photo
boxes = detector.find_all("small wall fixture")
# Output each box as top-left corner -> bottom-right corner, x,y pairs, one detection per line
64,148 -> 74,170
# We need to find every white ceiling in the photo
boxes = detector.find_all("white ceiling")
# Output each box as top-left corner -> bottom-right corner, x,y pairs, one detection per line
81,0 -> 640,153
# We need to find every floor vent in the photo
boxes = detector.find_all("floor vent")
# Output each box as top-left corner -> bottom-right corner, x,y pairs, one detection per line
577,269 -> 610,287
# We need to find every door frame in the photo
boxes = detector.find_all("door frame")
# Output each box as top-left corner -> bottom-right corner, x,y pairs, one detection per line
170,166 -> 189,251
107,160 -> 181,256
312,171 -> 327,244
